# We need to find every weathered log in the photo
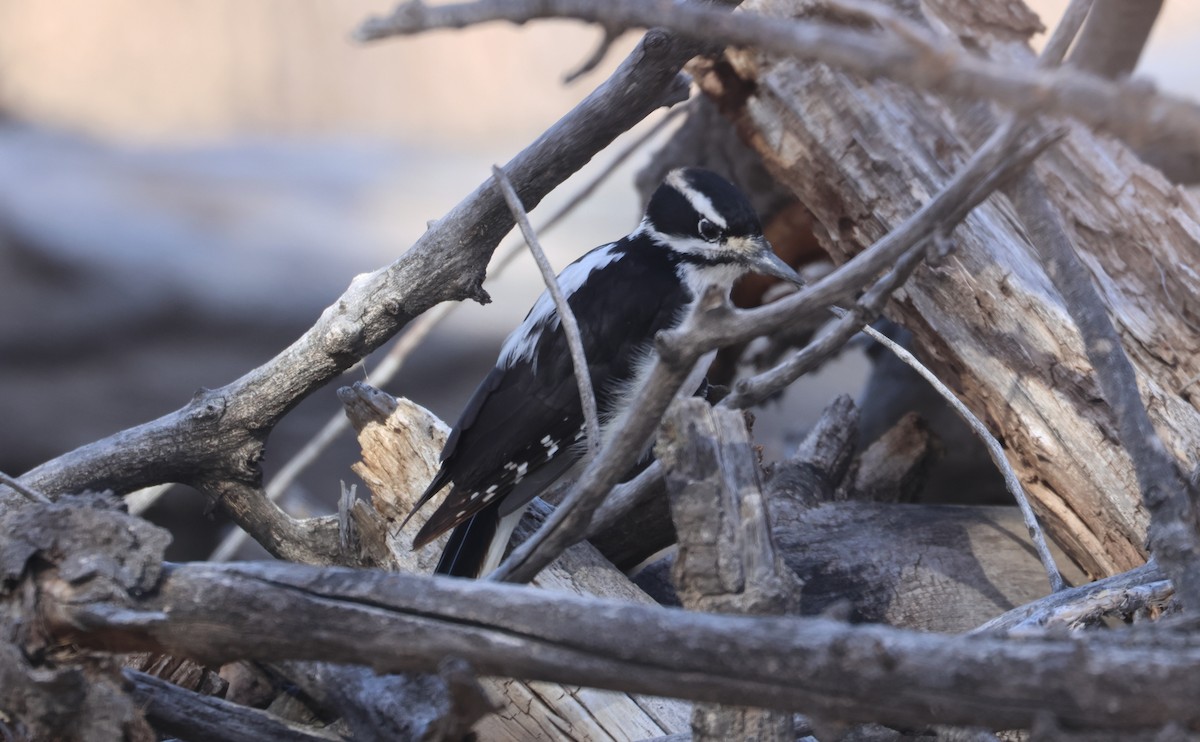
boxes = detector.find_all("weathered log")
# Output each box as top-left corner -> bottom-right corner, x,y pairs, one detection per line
769,501 -> 1085,631
646,396 -> 1079,632
41,557 -> 1200,734
342,382 -> 691,740
697,0 -> 1200,577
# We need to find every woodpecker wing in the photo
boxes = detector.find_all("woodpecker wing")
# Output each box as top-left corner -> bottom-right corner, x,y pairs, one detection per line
411,238 -> 692,547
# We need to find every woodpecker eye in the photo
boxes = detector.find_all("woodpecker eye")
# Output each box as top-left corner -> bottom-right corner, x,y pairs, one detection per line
697,218 -> 722,242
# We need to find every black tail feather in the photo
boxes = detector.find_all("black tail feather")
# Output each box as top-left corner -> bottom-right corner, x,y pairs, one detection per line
435,501 -> 500,578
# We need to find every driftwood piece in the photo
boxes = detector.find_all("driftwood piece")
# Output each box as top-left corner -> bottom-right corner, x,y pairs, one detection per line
341,382 -> 691,740
646,396 -> 1068,632
658,398 -> 800,741
122,653 -> 227,698
698,0 -> 1200,577
974,559 -> 1173,635
586,467 -> 675,570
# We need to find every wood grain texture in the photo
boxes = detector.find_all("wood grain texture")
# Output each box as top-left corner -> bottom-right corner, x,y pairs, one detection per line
47,558 -> 1200,733
659,398 -> 800,741
699,0 -> 1200,577
342,382 -> 690,741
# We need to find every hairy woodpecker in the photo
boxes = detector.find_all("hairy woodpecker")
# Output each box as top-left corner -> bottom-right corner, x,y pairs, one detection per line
404,167 -> 801,577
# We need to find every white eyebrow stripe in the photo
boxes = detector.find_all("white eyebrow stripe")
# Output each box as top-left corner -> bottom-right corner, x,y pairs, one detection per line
666,170 -> 726,229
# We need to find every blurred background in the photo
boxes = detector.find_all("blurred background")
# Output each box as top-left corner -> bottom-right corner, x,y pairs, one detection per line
1,0 -> 1196,558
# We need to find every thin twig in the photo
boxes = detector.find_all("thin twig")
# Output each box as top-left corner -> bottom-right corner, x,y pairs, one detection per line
0,470 -> 51,504
723,243 -> 928,409
564,25 -> 625,83
1040,0 -> 1095,67
858,323 -> 1066,593
493,164 -> 602,458
972,560 -> 1168,635
358,0 -> 1200,155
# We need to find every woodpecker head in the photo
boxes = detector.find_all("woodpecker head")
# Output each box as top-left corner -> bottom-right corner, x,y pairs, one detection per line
641,168 -> 802,291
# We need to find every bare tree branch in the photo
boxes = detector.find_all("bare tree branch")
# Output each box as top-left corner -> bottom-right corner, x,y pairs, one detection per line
0,470 -> 50,504
973,560 -> 1170,635
358,0 -> 1200,157
1068,0 -> 1163,78
722,241 -> 929,410
209,106 -> 687,562
44,559 -> 1200,734
14,15 -> 708,558
493,164 -> 602,457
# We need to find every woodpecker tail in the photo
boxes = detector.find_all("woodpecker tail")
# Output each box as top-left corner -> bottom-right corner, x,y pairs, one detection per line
435,501 -> 524,578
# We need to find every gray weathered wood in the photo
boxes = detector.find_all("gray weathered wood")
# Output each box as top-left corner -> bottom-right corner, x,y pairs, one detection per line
40,557 -> 1200,734
658,398 -> 800,740
701,0 -> 1200,577
127,670 -> 340,742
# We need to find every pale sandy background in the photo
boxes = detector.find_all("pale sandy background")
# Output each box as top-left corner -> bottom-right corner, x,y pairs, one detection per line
1,1 -> 1195,555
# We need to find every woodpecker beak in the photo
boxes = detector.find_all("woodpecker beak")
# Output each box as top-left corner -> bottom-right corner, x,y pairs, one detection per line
745,238 -> 803,285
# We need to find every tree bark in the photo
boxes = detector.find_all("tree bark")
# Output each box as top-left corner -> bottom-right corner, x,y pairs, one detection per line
696,0 -> 1200,577
658,399 -> 800,740
41,557 -> 1200,734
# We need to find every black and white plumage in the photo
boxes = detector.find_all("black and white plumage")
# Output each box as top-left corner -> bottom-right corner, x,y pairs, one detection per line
404,167 -> 802,577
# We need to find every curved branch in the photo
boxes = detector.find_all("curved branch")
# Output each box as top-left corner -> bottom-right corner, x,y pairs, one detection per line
359,0 -> 1200,155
